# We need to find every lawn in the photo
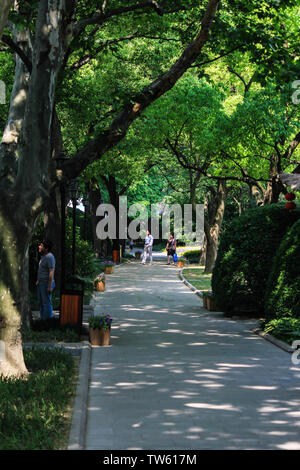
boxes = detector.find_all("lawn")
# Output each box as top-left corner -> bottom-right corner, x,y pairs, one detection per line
182,266 -> 212,292
0,347 -> 78,450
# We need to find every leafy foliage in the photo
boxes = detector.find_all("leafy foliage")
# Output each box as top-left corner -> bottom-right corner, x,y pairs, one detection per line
211,204 -> 300,315
264,218 -> 300,320
261,317 -> 300,345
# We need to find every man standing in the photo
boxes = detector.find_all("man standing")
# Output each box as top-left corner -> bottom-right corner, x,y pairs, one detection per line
142,230 -> 153,265
36,240 -> 56,321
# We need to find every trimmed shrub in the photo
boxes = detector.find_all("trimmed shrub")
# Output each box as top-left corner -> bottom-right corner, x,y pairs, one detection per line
261,317 -> 300,345
211,204 -> 300,315
182,249 -> 202,264
264,218 -> 300,320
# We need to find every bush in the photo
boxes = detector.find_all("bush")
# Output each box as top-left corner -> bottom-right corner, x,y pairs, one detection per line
182,249 -> 202,264
264,218 -> 300,320
211,204 -> 300,315
261,317 -> 300,345
65,219 -> 97,280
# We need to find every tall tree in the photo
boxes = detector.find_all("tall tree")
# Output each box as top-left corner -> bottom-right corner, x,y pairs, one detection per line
0,0 -> 220,378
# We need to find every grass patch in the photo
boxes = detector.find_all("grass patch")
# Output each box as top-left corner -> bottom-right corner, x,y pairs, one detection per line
22,318 -> 81,343
260,317 -> 300,345
0,347 -> 78,450
182,266 -> 212,292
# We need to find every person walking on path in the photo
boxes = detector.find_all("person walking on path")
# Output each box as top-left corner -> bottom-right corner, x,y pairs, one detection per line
36,239 -> 56,321
166,233 -> 176,265
142,230 -> 153,265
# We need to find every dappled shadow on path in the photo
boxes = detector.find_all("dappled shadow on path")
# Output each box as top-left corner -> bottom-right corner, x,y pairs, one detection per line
88,311 -> 300,450
87,265 -> 300,450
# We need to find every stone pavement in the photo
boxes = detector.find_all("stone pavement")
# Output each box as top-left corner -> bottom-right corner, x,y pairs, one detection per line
77,259 -> 300,450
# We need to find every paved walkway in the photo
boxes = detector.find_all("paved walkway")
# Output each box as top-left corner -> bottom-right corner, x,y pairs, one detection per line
84,260 -> 300,450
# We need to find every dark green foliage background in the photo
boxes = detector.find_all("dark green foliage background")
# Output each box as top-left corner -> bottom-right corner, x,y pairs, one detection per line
211,204 -> 300,315
264,218 -> 300,320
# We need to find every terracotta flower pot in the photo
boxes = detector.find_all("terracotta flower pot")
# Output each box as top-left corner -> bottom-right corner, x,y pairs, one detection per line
135,252 -> 141,260
94,280 -> 105,292
89,327 -> 111,346
104,265 -> 114,274
177,260 -> 185,268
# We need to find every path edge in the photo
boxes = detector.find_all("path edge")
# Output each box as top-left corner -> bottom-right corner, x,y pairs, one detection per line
67,341 -> 91,450
178,268 -> 294,355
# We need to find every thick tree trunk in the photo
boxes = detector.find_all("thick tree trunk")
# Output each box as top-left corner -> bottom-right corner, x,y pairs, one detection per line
0,0 -> 75,378
0,195 -> 33,378
204,180 -> 227,274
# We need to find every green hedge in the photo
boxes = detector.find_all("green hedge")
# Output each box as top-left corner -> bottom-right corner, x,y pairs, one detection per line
182,249 -> 202,264
211,204 -> 300,315
264,218 -> 300,320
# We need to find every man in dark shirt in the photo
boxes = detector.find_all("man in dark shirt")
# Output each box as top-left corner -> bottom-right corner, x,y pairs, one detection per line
36,239 -> 55,320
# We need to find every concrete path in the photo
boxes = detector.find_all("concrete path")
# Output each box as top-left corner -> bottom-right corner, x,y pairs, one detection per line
84,260 -> 300,450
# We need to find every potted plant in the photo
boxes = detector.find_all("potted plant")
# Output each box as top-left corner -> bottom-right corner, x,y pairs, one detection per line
88,314 -> 113,346
93,273 -> 106,291
135,251 -> 141,260
104,261 -> 115,274
203,292 -> 219,311
177,257 -> 186,268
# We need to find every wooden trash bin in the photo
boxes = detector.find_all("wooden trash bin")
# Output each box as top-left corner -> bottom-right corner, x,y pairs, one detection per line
60,277 -> 85,327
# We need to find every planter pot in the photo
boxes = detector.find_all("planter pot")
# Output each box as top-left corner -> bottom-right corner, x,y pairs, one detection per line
206,297 -> 219,312
202,294 -> 208,309
135,252 -> 141,260
104,265 -> 114,274
177,260 -> 185,268
94,280 -> 105,292
89,327 -> 111,346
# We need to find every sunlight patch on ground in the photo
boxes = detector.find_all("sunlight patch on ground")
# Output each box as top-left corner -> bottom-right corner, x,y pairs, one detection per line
184,402 -> 241,412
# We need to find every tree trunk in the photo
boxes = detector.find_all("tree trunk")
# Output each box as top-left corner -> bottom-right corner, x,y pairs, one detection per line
263,152 -> 283,205
0,0 -> 76,378
199,234 -> 207,265
88,179 -> 104,257
0,0 -> 219,378
204,180 -> 227,274
0,195 -> 33,378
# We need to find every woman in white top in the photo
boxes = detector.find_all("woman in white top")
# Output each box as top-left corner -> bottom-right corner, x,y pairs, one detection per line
142,230 -> 153,265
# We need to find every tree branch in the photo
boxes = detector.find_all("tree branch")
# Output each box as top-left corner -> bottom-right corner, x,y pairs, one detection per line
73,1 -> 165,36
2,34 -> 32,72
282,131 -> 300,162
62,0 -> 221,180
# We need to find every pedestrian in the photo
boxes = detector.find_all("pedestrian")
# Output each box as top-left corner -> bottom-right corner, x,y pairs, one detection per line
142,230 -> 153,265
166,233 -> 176,265
129,238 -> 134,251
36,239 -> 56,321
